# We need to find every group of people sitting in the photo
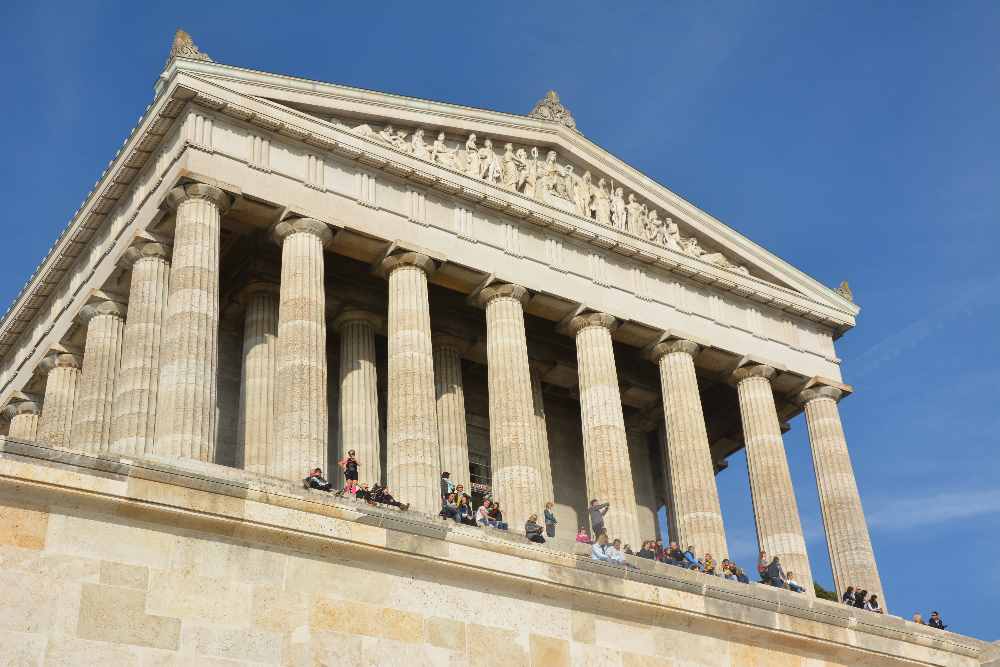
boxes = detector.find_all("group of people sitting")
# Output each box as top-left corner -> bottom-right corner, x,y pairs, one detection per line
438,472 -> 559,543
303,450 -> 410,511
841,586 -> 883,614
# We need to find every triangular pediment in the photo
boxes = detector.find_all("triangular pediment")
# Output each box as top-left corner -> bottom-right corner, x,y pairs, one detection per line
163,58 -> 857,323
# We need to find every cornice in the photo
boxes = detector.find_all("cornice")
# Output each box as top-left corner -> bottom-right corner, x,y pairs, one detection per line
168,58 -> 859,319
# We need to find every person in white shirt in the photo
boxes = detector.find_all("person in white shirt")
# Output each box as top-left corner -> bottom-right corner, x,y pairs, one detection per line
605,539 -> 627,565
786,571 -> 806,593
591,534 -> 610,561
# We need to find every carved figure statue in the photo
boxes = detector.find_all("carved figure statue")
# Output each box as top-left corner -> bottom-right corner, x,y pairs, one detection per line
430,132 -> 457,169
465,134 -> 481,178
610,187 -> 627,230
479,139 -> 502,183
514,148 -> 530,192
646,210 -> 664,243
624,194 -> 645,236
574,171 -> 593,218
377,124 -> 397,146
394,129 -> 410,152
540,150 -> 560,199
501,143 -> 520,190
664,218 -> 683,251
592,178 -> 611,225
525,147 -> 541,199
410,129 -> 429,160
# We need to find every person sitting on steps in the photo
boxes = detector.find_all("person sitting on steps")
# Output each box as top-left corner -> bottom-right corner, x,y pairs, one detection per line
367,483 -> 409,511
525,514 -> 546,543
304,468 -> 333,492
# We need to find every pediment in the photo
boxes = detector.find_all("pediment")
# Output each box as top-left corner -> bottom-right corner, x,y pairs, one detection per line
167,60 -> 858,322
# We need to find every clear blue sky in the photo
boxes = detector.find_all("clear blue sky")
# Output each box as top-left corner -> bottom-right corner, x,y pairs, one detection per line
2,1 -> 997,640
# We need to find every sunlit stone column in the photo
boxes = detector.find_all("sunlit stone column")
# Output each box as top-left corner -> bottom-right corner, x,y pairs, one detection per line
272,218 -> 333,482
7,400 -> 40,441
237,282 -> 279,474
529,365 -> 555,504
38,353 -> 82,448
433,332 -> 471,493
625,418 -> 659,542
569,312 -> 641,547
651,340 -> 729,559
110,241 -> 170,455
336,308 -> 383,486
479,284 -> 547,529
733,364 -> 813,594
382,252 -> 440,514
155,183 -> 230,462
798,385 -> 884,606
71,301 -> 126,453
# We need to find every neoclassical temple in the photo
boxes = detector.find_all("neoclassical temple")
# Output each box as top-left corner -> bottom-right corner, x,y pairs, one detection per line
2,31 -> 991,667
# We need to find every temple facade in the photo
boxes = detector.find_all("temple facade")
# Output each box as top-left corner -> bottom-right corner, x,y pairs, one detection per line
1,31 -> 994,667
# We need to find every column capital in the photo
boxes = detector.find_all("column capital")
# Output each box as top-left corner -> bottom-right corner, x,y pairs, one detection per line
165,182 -> 232,213
476,283 -> 528,307
39,352 -> 82,375
649,339 -> 700,362
796,385 -> 843,405
236,280 -> 280,305
730,363 -> 776,384
271,217 -> 334,247
431,331 -> 470,353
380,251 -> 437,276
120,241 -> 171,269
333,308 -> 384,333
567,311 -> 617,335
78,300 -> 127,326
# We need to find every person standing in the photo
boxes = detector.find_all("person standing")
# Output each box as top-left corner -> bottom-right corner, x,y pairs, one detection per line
544,501 -> 557,538
337,449 -> 360,495
440,471 -> 454,501
588,499 -> 610,539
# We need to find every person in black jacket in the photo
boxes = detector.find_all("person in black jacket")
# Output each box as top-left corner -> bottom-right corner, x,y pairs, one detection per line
841,586 -> 855,605
305,468 -> 333,492
525,514 -> 546,543
368,483 -> 409,511
927,611 -> 947,630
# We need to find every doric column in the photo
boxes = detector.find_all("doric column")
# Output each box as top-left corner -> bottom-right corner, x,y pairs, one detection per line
657,421 -> 679,543
569,312 -> 641,547
237,282 -> 279,475
37,353 -> 82,448
382,252 -> 440,514
272,218 -> 333,482
733,364 -> 813,594
798,385 -> 884,606
529,365 -> 555,505
479,284 -> 547,529
71,301 -> 126,453
651,340 -> 729,559
215,318 -> 243,467
155,183 -> 230,461
433,332 -> 471,493
7,400 -> 40,441
110,241 -> 170,455
335,308 -> 383,486
625,418 -> 659,542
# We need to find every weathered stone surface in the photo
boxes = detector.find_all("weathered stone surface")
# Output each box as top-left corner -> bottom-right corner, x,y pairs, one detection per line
37,353 -> 82,449
76,583 -> 181,650
569,312 -> 641,547
336,308 -> 383,485
733,364 -> 813,594
71,301 -> 126,454
652,340 -> 728,559
155,183 -> 230,462
237,281 -> 279,474
272,217 -> 332,481
481,283 -> 548,529
433,333 -> 471,493
7,400 -> 40,442
383,253 -> 441,514
799,385 -> 885,607
110,242 -> 170,456
0,501 -> 48,550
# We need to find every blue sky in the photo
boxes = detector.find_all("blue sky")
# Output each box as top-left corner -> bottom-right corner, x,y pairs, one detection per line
2,1 -> 998,640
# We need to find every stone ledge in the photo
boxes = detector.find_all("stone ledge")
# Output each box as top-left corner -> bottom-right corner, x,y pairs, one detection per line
0,436 -> 992,665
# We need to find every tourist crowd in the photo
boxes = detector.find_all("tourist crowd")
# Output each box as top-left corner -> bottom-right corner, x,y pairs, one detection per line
306,456 -> 946,627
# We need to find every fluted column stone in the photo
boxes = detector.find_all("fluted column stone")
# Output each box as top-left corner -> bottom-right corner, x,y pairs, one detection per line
479,284 -> 547,529
7,400 -> 40,441
336,309 -> 383,486
155,183 -> 230,461
110,241 -> 170,455
237,282 -> 279,474
733,364 -> 814,594
71,301 -> 126,453
569,312 -> 641,547
799,385 -> 884,605
382,252 -> 440,514
625,420 -> 659,542
652,340 -> 729,558
38,353 -> 82,448
433,332 -> 471,493
272,218 -> 332,482
529,365 -> 555,505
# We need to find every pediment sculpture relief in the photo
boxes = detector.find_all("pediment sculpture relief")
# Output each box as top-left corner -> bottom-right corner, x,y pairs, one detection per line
344,121 -> 750,277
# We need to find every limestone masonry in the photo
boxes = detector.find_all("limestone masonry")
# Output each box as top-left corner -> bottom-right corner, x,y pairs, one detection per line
0,29 -> 995,666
